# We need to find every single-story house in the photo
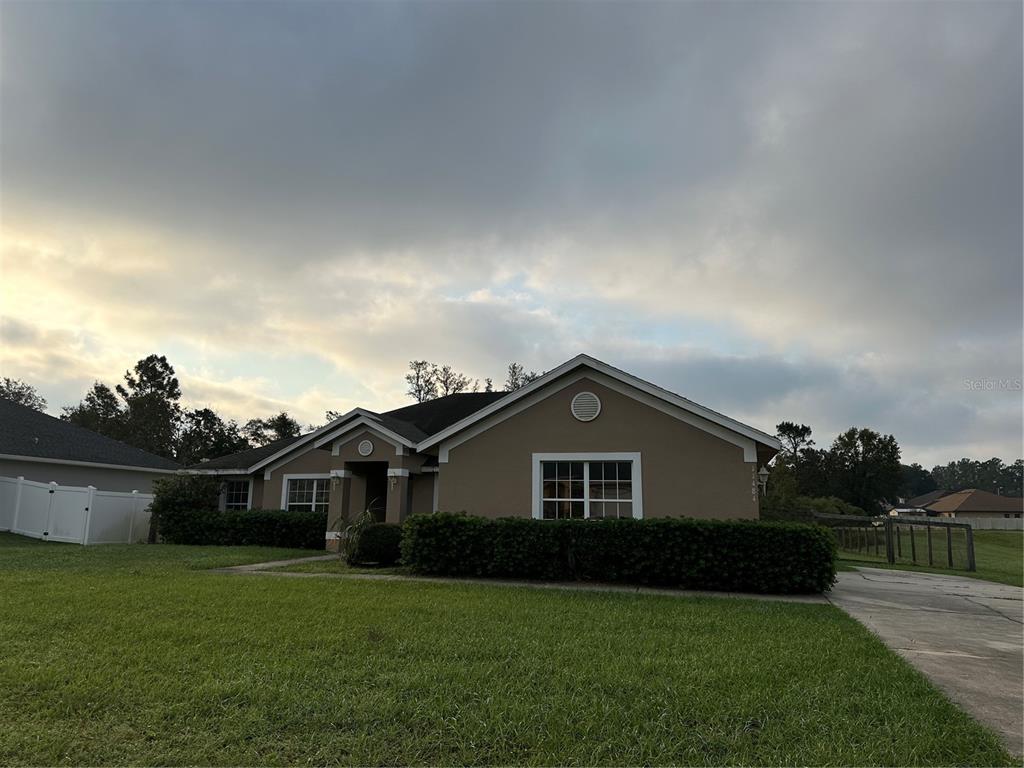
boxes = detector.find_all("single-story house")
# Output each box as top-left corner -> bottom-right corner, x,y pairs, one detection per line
924,489 -> 1022,519
0,398 -> 180,492
190,355 -> 781,548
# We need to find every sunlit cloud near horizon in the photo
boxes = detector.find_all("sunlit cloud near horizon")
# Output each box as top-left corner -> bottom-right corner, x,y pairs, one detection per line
1,1 -> 1021,466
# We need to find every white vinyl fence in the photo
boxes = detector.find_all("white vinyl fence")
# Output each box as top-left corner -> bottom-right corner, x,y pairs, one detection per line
956,516 -> 1023,531
0,475 -> 153,545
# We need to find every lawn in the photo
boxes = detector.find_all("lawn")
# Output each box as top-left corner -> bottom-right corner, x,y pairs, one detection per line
0,533 -> 1014,766
840,530 -> 1023,587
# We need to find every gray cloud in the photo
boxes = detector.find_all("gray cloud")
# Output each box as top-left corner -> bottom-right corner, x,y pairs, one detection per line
1,0 -> 1020,465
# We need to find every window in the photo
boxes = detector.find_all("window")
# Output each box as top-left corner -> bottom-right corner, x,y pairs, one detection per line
285,477 -> 330,514
535,454 -> 641,519
224,479 -> 250,510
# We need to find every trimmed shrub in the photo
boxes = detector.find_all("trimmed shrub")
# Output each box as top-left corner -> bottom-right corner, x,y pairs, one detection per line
158,507 -> 326,549
149,475 -> 221,542
761,494 -> 868,523
348,523 -> 403,566
401,513 -> 837,594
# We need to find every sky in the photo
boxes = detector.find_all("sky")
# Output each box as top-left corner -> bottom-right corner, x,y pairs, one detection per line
1,1 -> 1021,467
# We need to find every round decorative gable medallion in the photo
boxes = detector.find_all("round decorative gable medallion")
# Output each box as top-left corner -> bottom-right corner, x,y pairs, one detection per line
357,439 -> 374,457
570,391 -> 602,422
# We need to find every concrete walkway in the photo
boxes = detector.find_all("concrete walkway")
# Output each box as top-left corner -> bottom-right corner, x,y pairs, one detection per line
829,567 -> 1023,756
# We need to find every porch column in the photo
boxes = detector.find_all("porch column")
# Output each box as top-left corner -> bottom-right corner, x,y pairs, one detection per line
385,468 -> 411,524
327,469 -> 353,551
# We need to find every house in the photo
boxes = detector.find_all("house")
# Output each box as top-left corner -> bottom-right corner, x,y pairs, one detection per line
924,489 -> 1023,520
0,398 -> 180,492
191,355 -> 781,548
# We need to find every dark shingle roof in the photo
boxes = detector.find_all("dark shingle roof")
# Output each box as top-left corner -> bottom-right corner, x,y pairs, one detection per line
187,391 -> 510,471
0,398 -> 180,470
379,392 -> 508,437
192,435 -> 304,470
904,489 -> 952,508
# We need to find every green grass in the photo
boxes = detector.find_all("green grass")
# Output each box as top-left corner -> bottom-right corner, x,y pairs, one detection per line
0,533 -> 1014,766
270,556 -> 408,575
840,530 -> 1023,587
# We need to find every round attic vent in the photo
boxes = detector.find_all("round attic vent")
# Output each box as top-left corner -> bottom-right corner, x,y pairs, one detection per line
570,391 -> 602,422
357,439 -> 374,457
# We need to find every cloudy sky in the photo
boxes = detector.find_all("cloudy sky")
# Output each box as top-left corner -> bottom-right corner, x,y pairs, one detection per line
1,1 -> 1021,466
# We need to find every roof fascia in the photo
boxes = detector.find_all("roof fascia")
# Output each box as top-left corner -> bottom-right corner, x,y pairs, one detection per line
0,453 -> 179,474
246,408 -> 380,474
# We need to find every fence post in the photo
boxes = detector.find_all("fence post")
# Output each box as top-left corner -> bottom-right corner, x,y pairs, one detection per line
44,482 -> 58,541
965,525 -> 976,572
910,523 -> 917,564
946,525 -> 954,568
128,490 -> 139,543
884,518 -> 895,564
12,476 -> 24,533
82,486 -> 96,546
927,521 -> 933,566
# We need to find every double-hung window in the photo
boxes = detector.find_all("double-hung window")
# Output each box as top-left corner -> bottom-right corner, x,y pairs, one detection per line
223,479 -> 251,510
284,476 -> 331,514
534,454 -> 642,519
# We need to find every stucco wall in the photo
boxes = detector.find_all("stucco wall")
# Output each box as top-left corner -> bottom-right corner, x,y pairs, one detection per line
437,377 -> 759,520
0,458 -> 170,493
262,449 -> 334,510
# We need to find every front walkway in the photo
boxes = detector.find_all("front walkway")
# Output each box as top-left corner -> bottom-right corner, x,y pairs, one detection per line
829,567 -> 1023,756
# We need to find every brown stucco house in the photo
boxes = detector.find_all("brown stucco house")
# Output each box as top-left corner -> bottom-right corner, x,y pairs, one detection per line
189,355 -> 781,548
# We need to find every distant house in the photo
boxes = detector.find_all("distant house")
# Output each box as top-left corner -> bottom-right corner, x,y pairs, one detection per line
925,489 -> 1023,520
0,398 -> 179,492
188,354 -> 781,547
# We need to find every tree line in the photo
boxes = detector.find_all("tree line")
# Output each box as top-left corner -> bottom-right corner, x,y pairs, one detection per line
764,420 -> 1022,517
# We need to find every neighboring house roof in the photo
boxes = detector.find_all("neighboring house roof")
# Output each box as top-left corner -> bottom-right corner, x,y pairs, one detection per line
926,489 -> 1024,514
904,489 -> 952,508
193,435 -> 304,471
188,354 -> 781,474
0,398 -> 180,472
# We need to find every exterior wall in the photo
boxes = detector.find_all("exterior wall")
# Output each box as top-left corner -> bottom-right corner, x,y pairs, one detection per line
952,510 -> 1023,519
410,473 -> 435,516
0,458 -> 169,493
262,449 -> 334,510
437,377 -> 759,520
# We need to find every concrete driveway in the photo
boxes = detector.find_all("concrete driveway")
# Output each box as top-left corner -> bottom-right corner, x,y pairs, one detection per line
829,567 -> 1023,756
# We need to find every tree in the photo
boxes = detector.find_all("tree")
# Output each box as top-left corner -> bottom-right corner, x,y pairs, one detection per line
776,422 -> 814,461
504,362 -> 541,391
0,377 -> 47,411
483,378 -> 494,392
405,360 -> 438,403
931,457 -> 1023,496
434,364 -> 473,397
243,412 -> 302,447
825,427 -> 903,513
899,463 -> 937,500
175,408 -> 249,465
62,381 -> 126,438
115,354 -> 183,458
324,409 -> 344,423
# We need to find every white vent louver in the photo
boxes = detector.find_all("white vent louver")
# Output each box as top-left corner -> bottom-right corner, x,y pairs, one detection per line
570,391 -> 602,422
357,439 -> 374,456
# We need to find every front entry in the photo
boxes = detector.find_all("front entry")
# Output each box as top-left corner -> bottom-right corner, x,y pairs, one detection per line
362,462 -> 388,522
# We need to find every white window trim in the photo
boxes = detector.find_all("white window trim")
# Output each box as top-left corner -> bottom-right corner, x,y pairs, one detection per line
222,478 -> 252,511
531,452 -> 642,520
280,473 -> 332,511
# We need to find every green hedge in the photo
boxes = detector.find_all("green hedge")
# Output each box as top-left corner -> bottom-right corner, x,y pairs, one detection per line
158,507 -> 327,549
348,523 -> 403,566
401,514 -> 836,594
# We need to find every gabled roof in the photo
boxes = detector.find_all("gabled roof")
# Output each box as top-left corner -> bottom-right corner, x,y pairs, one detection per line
417,354 -> 781,453
0,398 -> 180,472
926,489 -> 1023,514
192,435 -> 303,471
187,354 -> 781,474
188,392 -> 509,473
904,489 -> 952,508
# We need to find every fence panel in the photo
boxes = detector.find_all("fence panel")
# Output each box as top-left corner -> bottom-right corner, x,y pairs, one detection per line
87,490 -> 153,544
0,476 -> 18,531
814,513 -> 976,571
13,479 -> 53,539
957,517 -> 1023,531
0,475 -> 152,545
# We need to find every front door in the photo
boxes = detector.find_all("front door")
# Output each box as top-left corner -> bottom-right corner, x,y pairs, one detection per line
363,463 -> 388,522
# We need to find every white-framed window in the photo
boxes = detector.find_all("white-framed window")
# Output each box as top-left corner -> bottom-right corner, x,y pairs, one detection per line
531,453 -> 642,520
281,474 -> 331,514
223,479 -> 251,510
